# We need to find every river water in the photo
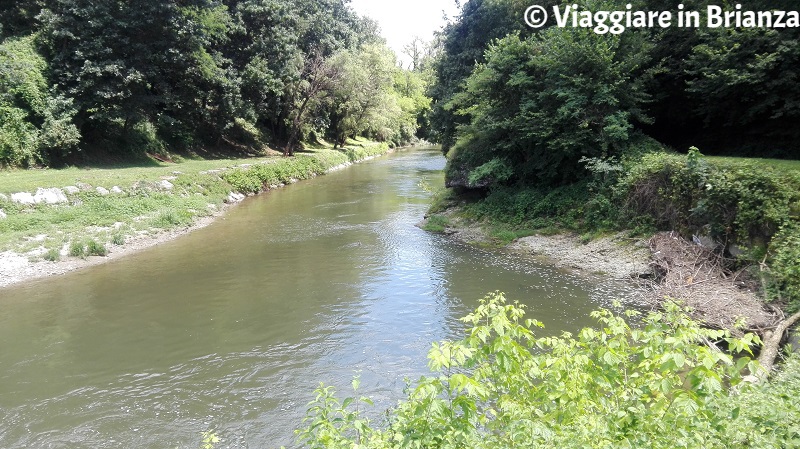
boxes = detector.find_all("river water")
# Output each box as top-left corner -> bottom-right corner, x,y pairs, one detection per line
0,148 -> 631,448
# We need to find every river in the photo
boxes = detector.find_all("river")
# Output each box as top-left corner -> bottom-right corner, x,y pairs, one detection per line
0,148 -> 631,448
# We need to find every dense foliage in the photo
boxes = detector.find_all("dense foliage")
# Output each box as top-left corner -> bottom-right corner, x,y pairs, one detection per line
295,292 -> 800,448
430,0 -> 800,188
0,0 -> 430,167
425,0 -> 800,311
617,151 -> 800,310
427,0 -> 533,153
445,26 -> 651,187
0,35 -> 79,165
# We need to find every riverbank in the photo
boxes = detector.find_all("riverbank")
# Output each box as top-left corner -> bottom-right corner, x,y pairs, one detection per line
420,206 -> 778,334
0,139 -> 394,289
420,208 -> 653,280
425,150 -> 800,336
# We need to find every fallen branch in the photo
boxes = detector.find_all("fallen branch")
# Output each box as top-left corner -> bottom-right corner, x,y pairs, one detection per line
756,310 -> 800,381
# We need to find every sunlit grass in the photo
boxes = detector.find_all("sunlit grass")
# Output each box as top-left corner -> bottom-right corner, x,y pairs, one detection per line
706,156 -> 800,172
0,139 -> 390,258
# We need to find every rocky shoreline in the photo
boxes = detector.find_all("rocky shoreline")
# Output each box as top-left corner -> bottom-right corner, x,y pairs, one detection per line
423,212 -> 653,281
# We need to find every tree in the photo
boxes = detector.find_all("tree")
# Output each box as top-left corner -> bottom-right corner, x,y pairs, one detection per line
284,52 -> 340,156
0,0 -> 45,39
0,35 -> 79,166
328,44 -> 397,147
445,25 -> 652,188
427,0 -> 538,152
402,36 -> 427,72
39,0 -> 234,153
0,0 -> 428,166
684,25 -> 800,157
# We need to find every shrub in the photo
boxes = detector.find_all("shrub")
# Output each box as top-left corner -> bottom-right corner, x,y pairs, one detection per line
43,247 -> 60,262
86,239 -> 108,256
295,292 -> 777,449
68,240 -> 85,258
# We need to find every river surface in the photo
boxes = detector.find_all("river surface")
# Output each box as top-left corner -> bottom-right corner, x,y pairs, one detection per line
0,148 -> 632,448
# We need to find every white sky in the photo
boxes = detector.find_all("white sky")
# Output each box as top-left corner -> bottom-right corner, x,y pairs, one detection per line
348,0 -> 462,68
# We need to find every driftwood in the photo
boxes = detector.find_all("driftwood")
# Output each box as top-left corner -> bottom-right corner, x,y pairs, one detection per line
647,232 -> 776,331
645,232 -> 799,381
756,310 -> 800,381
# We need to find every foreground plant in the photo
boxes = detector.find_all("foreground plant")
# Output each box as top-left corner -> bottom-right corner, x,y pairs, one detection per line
293,292 -> 800,449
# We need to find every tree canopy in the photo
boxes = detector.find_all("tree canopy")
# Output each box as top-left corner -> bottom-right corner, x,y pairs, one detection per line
0,0 -> 432,167
429,0 -> 800,189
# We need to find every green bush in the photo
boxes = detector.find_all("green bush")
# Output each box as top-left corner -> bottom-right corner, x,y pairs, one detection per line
618,151 -> 800,247
616,150 -> 800,309
295,292 -> 793,449
768,224 -> 800,310
68,240 -> 85,258
717,353 -> 800,447
463,183 -> 589,230
86,239 -> 107,256
43,247 -> 60,261
445,26 -> 651,188
0,36 -> 80,166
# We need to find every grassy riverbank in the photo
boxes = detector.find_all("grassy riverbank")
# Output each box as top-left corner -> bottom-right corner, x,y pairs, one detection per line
0,138 -> 390,286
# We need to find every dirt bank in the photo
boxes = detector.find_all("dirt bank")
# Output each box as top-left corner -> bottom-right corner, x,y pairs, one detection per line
510,233 -> 653,280
421,211 -> 653,280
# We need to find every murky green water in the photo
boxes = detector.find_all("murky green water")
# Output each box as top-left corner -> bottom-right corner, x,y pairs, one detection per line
0,148 -> 632,448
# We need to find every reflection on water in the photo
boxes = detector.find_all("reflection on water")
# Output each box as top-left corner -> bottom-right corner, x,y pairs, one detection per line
0,148 -> 634,448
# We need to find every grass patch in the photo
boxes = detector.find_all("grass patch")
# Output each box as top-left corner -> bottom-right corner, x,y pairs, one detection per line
221,141 -> 389,194
43,247 -> 60,262
111,233 -> 125,246
707,156 -> 800,173
150,208 -> 192,228
69,240 -> 86,258
423,214 -> 450,233
86,239 -> 108,257
491,229 -> 517,245
0,138 -> 392,259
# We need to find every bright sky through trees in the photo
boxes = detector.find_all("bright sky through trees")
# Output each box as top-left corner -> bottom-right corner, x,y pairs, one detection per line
349,0 -> 460,67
